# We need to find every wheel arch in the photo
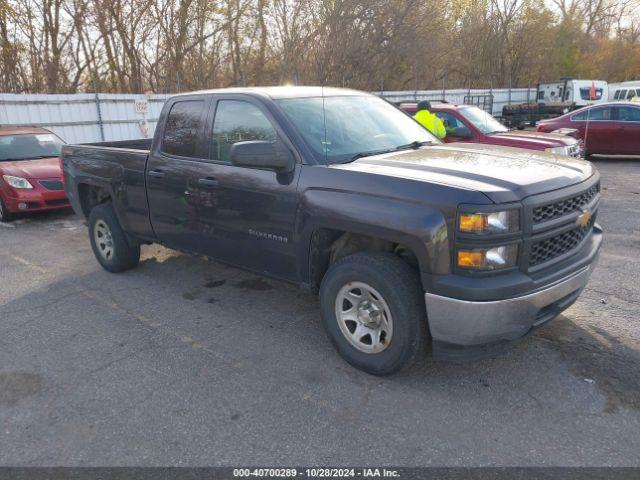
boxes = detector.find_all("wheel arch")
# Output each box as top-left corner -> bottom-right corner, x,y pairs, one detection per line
77,181 -> 114,218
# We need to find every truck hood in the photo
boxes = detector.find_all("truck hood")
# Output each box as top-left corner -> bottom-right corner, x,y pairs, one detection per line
490,130 -> 577,148
0,157 -> 61,179
330,143 -> 594,203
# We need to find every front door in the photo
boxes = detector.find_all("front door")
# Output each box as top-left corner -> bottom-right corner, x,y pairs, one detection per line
190,97 -> 300,281
435,111 -> 475,143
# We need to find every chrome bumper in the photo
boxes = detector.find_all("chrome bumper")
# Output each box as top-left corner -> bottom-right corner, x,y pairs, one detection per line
424,265 -> 594,347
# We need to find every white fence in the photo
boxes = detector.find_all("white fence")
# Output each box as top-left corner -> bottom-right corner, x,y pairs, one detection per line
0,88 -> 537,144
0,93 -> 171,144
380,88 -> 537,116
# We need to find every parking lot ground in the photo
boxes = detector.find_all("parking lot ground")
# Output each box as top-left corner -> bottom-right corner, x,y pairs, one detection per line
1,158 -> 639,466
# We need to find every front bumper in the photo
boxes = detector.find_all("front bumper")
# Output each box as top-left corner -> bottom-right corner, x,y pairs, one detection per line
2,180 -> 70,213
425,225 -> 601,361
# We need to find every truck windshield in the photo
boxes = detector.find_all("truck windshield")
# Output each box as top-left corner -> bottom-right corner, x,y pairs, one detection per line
458,106 -> 508,135
0,134 -> 63,161
276,95 -> 438,164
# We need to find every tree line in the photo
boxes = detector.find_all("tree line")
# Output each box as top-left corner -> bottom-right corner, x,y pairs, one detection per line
0,0 -> 638,94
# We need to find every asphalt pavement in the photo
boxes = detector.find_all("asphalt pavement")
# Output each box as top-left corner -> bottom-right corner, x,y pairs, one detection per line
0,158 -> 639,466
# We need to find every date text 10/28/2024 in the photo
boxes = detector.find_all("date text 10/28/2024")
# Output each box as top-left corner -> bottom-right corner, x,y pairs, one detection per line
233,468 -> 401,478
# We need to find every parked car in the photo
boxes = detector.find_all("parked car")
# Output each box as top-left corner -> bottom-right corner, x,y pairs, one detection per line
62,87 -> 602,375
400,102 -> 582,156
537,101 -> 640,155
0,126 -> 70,222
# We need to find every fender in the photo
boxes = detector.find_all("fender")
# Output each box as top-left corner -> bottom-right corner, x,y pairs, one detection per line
296,188 -> 452,289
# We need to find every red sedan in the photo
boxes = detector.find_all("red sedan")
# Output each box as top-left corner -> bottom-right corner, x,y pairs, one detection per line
0,126 -> 70,222
537,101 -> 640,155
400,102 -> 581,157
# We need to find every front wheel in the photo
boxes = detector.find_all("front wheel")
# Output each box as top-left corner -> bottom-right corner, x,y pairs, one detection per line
0,197 -> 16,222
319,252 -> 427,375
88,203 -> 140,273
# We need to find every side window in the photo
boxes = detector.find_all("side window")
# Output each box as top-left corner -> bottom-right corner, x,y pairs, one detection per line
627,90 -> 636,100
161,100 -> 205,158
619,90 -> 627,100
614,90 -> 620,100
538,91 -> 545,100
617,107 -> 640,122
572,111 -> 586,121
210,100 -> 277,162
588,107 -> 612,120
436,112 -> 465,130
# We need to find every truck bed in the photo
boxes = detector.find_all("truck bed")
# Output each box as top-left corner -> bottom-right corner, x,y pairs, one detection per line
61,140 -> 154,240
82,138 -> 153,151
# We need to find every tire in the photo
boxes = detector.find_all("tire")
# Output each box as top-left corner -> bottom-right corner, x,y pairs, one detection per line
0,197 -> 16,222
319,251 -> 427,375
88,203 -> 140,273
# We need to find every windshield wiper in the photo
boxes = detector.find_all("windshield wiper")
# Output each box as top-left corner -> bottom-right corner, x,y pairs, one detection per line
394,140 -> 437,151
347,140 -> 436,163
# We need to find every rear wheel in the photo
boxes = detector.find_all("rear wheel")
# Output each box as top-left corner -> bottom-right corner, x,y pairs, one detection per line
88,203 -> 140,273
319,252 -> 427,375
0,198 -> 15,222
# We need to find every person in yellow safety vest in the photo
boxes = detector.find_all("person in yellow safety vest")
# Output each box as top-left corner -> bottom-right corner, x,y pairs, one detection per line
413,100 -> 446,139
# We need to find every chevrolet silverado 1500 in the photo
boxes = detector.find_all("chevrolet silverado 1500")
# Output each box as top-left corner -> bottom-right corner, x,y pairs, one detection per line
62,87 -> 602,375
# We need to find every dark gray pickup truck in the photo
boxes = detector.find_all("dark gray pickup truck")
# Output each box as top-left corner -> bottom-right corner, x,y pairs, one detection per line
62,87 -> 602,375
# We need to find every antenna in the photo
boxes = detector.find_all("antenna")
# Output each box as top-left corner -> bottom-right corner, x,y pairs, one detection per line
321,85 -> 328,165
583,106 -> 591,159
583,82 -> 597,158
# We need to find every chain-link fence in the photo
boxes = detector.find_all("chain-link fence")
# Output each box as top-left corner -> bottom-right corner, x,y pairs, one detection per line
379,88 -> 536,116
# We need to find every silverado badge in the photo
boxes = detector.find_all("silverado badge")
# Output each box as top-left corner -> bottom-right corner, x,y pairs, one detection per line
576,209 -> 592,228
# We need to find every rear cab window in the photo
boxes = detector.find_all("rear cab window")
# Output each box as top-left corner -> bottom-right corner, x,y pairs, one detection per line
209,100 -> 277,162
161,100 -> 206,158
579,87 -> 604,100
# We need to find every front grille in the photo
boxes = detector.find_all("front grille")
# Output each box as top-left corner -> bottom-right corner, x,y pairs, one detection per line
529,222 -> 593,267
39,180 -> 64,191
532,183 -> 599,224
567,144 -> 581,157
45,199 -> 69,207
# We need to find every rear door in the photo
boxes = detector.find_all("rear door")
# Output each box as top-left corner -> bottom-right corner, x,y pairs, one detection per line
187,95 -> 301,281
146,96 -> 210,249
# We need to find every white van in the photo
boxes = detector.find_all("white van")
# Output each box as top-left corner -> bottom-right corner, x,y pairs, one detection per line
536,79 -> 608,107
609,81 -> 640,101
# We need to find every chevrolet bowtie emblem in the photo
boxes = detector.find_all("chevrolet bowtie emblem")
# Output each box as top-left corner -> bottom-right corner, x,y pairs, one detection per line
576,209 -> 592,227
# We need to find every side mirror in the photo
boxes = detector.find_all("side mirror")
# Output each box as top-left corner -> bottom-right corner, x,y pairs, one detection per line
230,140 -> 295,173
449,126 -> 473,139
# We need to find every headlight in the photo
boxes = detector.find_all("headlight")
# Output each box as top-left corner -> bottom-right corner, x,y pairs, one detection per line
457,244 -> 518,270
2,175 -> 33,189
458,210 -> 520,234
546,146 -> 569,156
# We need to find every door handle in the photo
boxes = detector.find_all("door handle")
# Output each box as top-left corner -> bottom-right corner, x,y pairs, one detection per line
148,169 -> 165,179
198,177 -> 218,188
